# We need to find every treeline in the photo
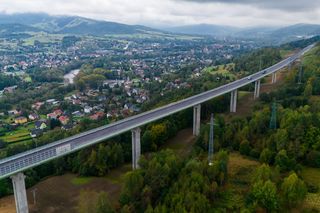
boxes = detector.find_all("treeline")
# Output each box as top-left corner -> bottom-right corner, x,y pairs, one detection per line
119,149 -> 230,212
26,60 -> 83,83
0,74 -> 19,90
54,43 -> 320,212
233,48 -> 282,73
0,108 -> 193,198
281,35 -> 320,50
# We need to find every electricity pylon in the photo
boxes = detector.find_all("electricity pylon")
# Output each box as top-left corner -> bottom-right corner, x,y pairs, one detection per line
208,114 -> 214,166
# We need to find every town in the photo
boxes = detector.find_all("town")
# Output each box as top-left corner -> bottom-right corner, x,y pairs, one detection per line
0,32 -> 256,146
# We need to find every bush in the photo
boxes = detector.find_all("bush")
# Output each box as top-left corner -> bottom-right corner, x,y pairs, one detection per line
275,150 -> 294,172
240,140 -> 251,156
259,148 -> 274,164
306,151 -> 320,168
306,182 -> 319,193
250,149 -> 260,159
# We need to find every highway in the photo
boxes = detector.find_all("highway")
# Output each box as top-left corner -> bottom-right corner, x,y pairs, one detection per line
0,43 -> 315,179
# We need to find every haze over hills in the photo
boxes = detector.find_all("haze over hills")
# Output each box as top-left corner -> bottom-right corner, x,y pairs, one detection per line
165,23 -> 320,43
0,13 -> 160,36
0,13 -> 319,44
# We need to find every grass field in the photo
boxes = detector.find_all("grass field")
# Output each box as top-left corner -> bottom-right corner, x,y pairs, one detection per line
301,167 -> 320,210
0,123 -> 34,144
203,63 -> 236,79
228,152 -> 260,197
71,177 -> 93,186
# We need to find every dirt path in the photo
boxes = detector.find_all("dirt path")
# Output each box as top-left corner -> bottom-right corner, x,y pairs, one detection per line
0,129 -> 195,213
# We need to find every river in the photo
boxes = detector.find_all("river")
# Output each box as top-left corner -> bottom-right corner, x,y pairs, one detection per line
63,69 -> 80,85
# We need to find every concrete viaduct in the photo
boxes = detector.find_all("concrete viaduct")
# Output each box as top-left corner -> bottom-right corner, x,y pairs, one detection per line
0,44 -> 315,213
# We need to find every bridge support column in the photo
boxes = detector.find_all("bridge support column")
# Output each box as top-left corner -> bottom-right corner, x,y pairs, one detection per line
230,89 -> 238,113
271,72 -> 277,84
193,104 -> 201,136
11,172 -> 29,213
131,128 -> 141,170
254,80 -> 261,99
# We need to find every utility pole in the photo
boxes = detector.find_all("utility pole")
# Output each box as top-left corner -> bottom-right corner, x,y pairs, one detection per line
208,114 -> 214,166
269,102 -> 277,130
31,188 -> 37,205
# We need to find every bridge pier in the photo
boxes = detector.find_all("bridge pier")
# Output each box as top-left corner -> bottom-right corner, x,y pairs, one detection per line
230,89 -> 238,113
131,128 -> 141,170
271,72 -> 277,84
193,104 -> 201,136
11,172 -> 29,213
254,80 -> 261,99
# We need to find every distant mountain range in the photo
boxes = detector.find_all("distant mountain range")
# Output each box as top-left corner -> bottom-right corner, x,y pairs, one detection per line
0,13 -> 319,44
164,23 -> 320,43
0,13 -> 158,36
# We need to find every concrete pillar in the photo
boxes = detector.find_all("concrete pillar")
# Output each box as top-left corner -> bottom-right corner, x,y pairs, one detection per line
11,173 -> 29,213
193,104 -> 201,136
131,128 -> 141,170
230,89 -> 238,113
254,80 -> 261,99
271,72 -> 277,84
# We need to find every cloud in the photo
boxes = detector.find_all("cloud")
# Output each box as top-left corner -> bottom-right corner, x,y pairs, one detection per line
0,0 -> 319,27
176,0 -> 320,12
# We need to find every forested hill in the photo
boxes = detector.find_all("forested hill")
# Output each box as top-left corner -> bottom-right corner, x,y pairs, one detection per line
116,43 -> 320,212
0,13 -> 160,36
233,36 -> 320,73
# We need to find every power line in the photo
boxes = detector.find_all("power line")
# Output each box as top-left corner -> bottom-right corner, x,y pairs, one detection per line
208,114 -> 214,166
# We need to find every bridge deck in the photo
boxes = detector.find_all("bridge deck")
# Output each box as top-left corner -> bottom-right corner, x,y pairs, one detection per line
0,44 -> 315,179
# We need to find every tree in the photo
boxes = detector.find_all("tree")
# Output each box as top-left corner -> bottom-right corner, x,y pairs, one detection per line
259,148 -> 274,164
281,173 -> 307,208
250,180 -> 278,211
304,79 -> 313,97
239,140 -> 251,156
274,129 -> 288,151
95,192 -> 115,213
306,150 -> 320,167
120,171 -> 144,208
0,139 -> 6,149
252,164 -> 273,183
142,130 -> 155,152
275,150 -> 292,172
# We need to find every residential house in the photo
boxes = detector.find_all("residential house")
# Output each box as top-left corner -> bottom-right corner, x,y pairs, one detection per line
59,116 -> 70,125
28,113 -> 40,121
8,110 -> 20,116
35,120 -> 48,130
72,111 -> 83,117
46,99 -> 56,105
47,113 -> 57,119
30,129 -> 43,138
53,109 -> 63,117
4,85 -> 18,94
15,116 -> 28,124
89,112 -> 105,121
62,123 -> 74,131
32,102 -> 44,110
84,106 -> 93,114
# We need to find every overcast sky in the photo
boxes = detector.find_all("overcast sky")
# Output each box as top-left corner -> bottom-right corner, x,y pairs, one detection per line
0,0 -> 320,27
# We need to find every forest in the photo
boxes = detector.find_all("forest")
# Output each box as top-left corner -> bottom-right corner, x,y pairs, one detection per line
114,42 -> 320,212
